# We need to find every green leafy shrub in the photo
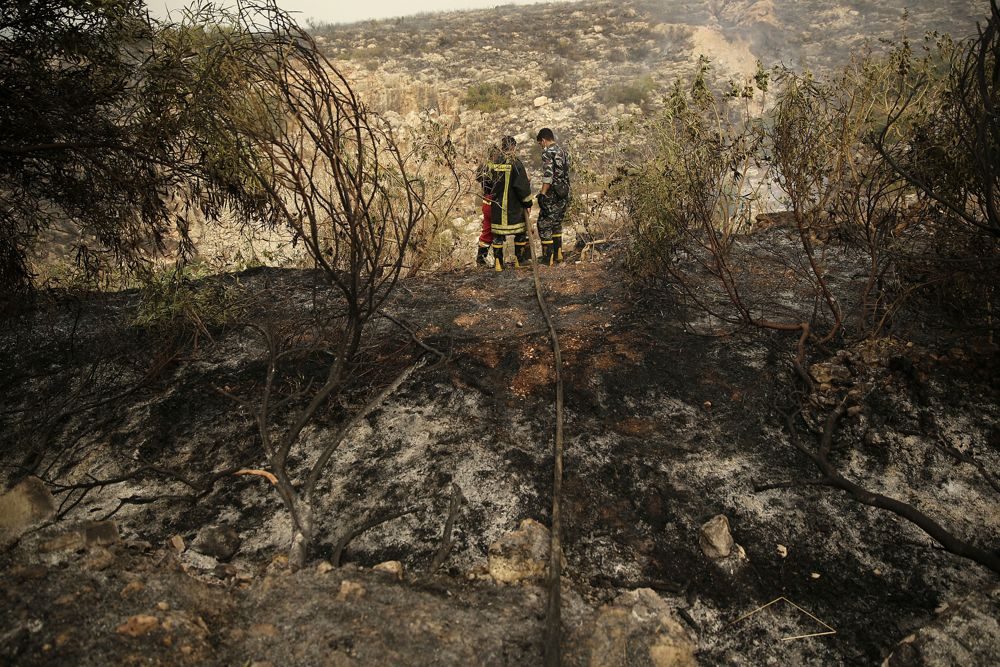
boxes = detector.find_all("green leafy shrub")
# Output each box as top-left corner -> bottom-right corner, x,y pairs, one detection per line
600,75 -> 656,106
606,62 -> 767,283
133,265 -> 238,343
463,82 -> 514,113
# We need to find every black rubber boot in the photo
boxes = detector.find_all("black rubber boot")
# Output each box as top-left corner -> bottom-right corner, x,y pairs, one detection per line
540,241 -> 554,266
514,241 -> 532,268
476,244 -> 490,266
492,244 -> 504,272
553,234 -> 564,264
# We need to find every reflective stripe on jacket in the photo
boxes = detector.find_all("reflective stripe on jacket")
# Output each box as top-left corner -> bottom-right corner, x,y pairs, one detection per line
485,158 -> 532,235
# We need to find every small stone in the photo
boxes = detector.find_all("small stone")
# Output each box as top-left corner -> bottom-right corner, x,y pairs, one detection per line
488,519 -> 552,584
116,614 -> 159,637
192,525 -> 241,562
83,546 -> 115,571
250,623 -> 278,639
373,560 -> 404,580
316,560 -> 334,574
776,544 -> 788,558
156,601 -> 170,611
810,572 -> 821,579
533,95 -> 549,108
120,581 -> 144,598
0,477 -> 56,547
169,535 -> 186,552
702,400 -> 712,410
699,515 -> 734,559
337,580 -> 366,601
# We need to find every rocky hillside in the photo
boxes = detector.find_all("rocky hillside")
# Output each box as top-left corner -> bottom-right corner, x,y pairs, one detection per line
313,0 -> 990,163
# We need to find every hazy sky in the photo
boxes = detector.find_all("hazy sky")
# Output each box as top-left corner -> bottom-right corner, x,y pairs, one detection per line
150,0 -> 570,25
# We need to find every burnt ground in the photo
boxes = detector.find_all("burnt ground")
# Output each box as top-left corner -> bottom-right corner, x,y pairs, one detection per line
1,226 -> 999,665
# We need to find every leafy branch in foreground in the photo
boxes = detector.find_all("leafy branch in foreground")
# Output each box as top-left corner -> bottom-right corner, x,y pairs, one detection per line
0,0 -> 279,302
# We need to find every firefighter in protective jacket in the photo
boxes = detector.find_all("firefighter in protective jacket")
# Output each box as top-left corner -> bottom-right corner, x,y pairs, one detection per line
485,136 -> 534,271
474,145 -> 502,266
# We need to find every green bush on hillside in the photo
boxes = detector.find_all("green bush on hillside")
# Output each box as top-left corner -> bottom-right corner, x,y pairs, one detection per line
463,82 -> 514,113
600,75 -> 656,106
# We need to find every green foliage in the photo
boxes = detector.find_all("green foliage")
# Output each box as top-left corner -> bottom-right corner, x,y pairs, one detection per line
878,6 -> 998,238
462,82 -> 514,113
607,16 -> 998,340
0,0 -> 280,304
600,75 -> 657,107
872,4 -> 1000,329
132,265 -> 237,338
605,64 -> 767,281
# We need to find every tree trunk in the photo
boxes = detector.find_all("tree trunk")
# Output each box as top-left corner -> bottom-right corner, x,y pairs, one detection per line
288,501 -> 314,571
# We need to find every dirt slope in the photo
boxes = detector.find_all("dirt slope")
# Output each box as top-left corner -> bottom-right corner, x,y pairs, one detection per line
2,234 -> 998,664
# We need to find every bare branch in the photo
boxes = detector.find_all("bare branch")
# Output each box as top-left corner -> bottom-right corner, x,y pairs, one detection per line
331,507 -> 419,568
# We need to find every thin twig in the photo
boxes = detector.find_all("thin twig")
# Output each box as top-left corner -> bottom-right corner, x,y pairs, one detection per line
729,596 -> 836,641
331,507 -> 419,568
379,310 -> 450,369
429,483 -> 463,573
303,356 -> 427,501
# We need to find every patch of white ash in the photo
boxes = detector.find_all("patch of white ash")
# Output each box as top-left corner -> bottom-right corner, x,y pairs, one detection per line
299,387 -> 539,570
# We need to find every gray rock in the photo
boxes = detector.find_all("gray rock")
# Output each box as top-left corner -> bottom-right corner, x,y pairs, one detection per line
192,524 -> 242,561
488,518 -> 552,584
882,586 -> 1000,666
0,477 -> 55,546
699,514 -> 734,559
566,588 -> 697,666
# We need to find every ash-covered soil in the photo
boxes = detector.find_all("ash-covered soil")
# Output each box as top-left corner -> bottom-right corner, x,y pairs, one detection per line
2,229 -> 998,665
